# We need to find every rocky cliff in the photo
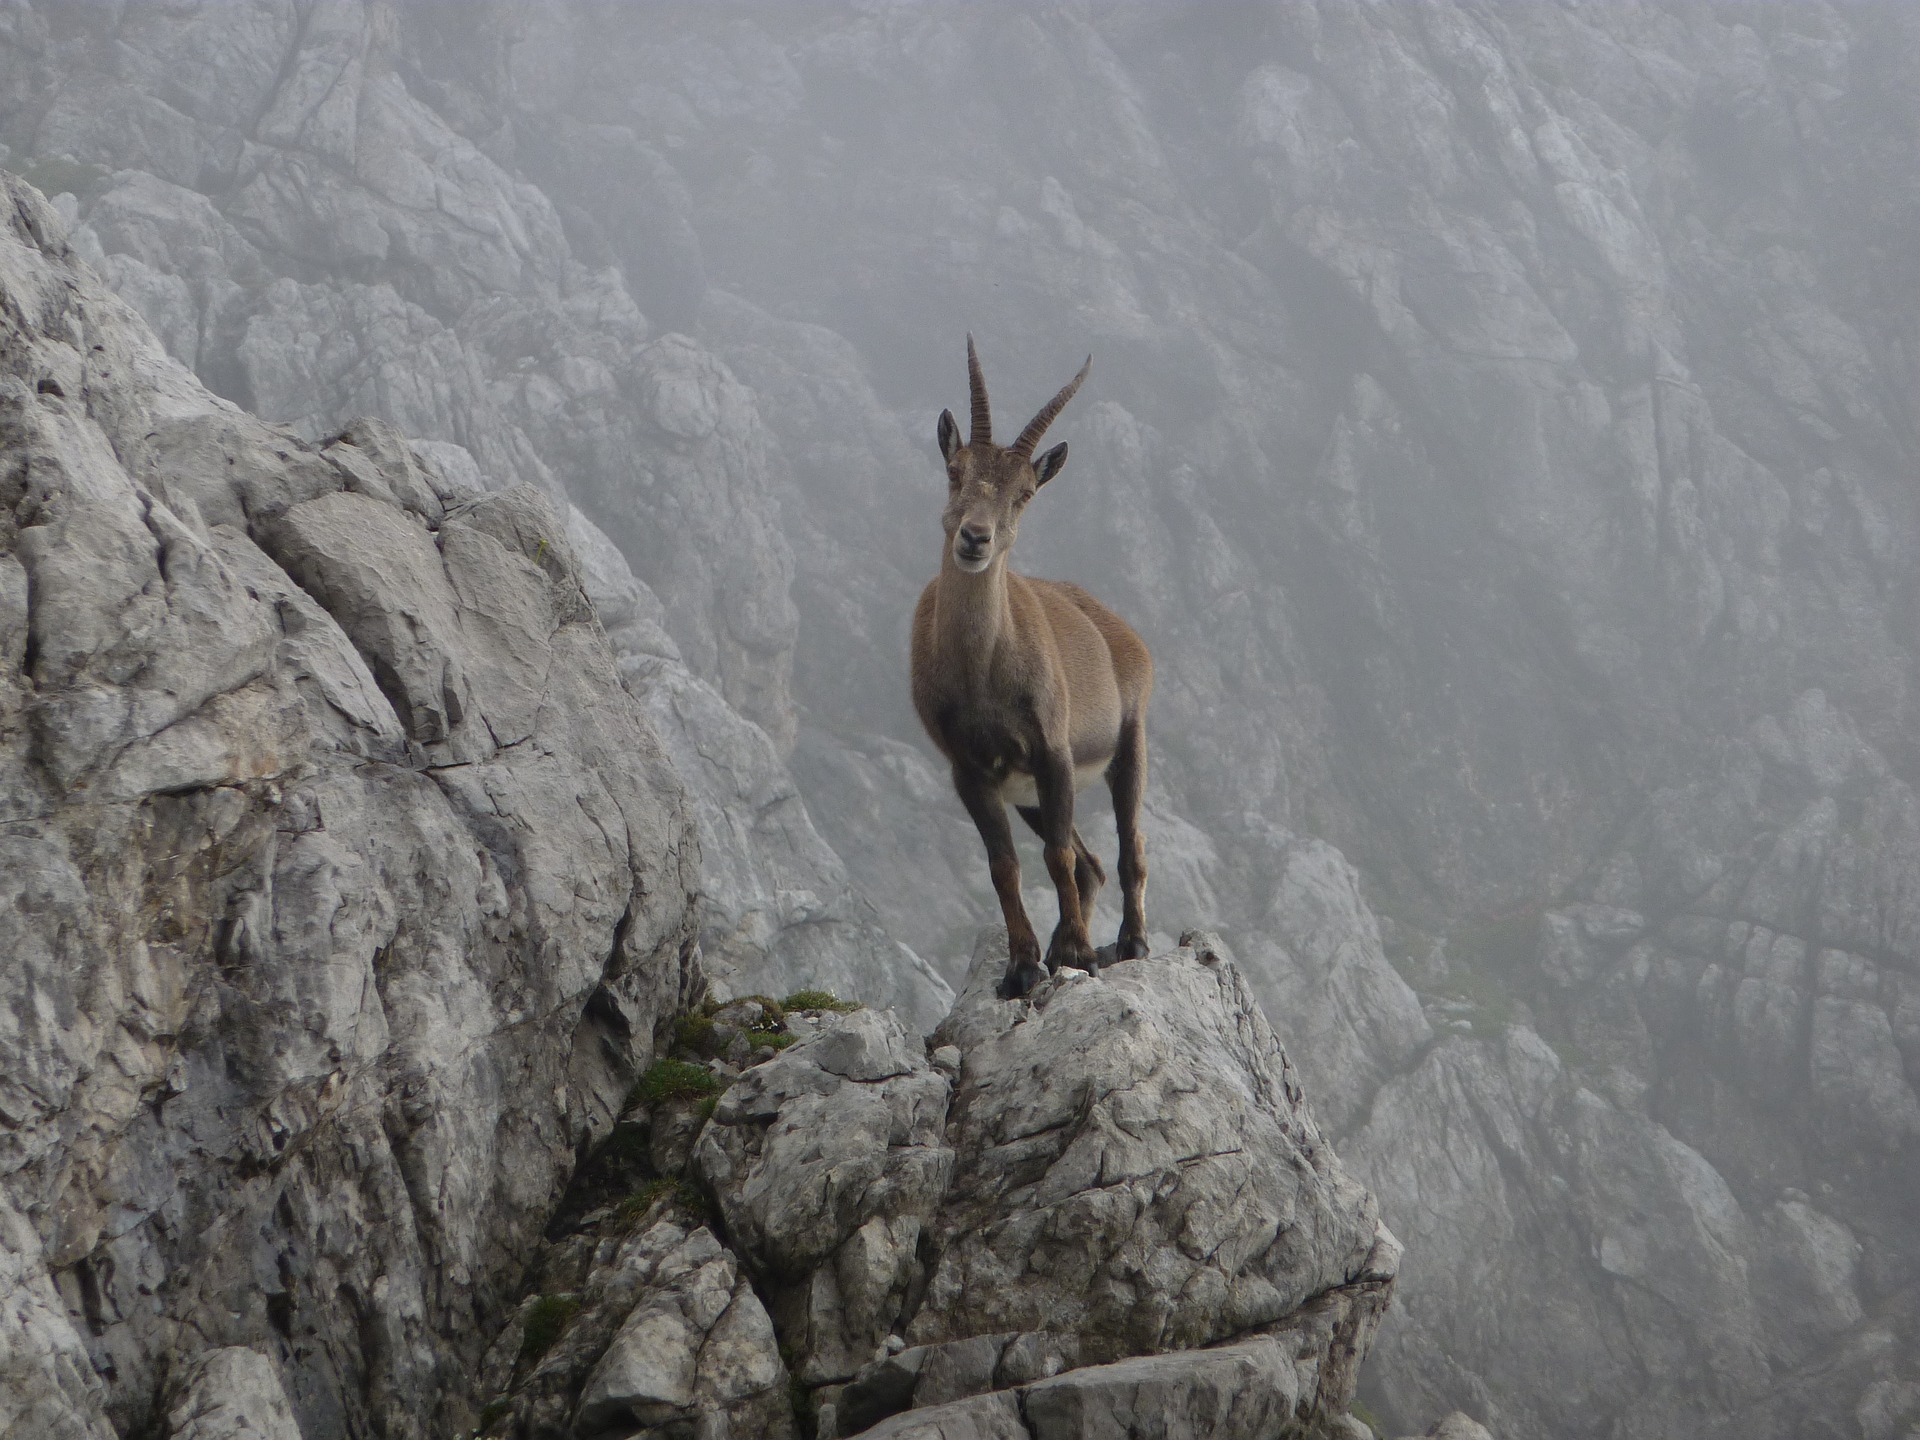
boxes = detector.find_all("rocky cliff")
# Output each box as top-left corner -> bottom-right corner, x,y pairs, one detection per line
0,167 -> 1398,1439
0,169 -> 701,1438
7,2 -> 1920,1437
466,933 -> 1400,1440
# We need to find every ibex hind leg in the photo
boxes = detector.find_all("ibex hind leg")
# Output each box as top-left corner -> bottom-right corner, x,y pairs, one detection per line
1017,808 -> 1105,976
1107,718 -> 1149,962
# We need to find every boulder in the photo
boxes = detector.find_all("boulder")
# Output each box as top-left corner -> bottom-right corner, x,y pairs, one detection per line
474,1212 -> 795,1440
822,931 -> 1396,1437
911,932 -> 1389,1363
165,1349 -> 304,1440
694,1008 -> 954,1384
571,1223 -> 791,1440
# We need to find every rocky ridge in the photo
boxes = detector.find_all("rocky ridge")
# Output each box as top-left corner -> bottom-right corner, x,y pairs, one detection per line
0,0 -> 959,1030
0,164 -> 1397,1440
478,933 -> 1400,1440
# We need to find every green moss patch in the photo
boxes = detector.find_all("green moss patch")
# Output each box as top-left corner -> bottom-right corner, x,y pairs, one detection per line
630,1058 -> 721,1106
781,989 -> 862,1014
517,1294 -> 579,1367
674,1011 -> 719,1057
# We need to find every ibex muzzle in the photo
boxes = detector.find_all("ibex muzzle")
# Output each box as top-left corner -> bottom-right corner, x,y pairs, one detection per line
911,336 -> 1154,999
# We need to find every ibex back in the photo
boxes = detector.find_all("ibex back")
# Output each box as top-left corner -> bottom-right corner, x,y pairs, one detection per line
910,337 -> 1153,999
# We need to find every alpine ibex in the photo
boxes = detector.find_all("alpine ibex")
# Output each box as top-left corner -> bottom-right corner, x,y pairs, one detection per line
911,338 -> 1153,999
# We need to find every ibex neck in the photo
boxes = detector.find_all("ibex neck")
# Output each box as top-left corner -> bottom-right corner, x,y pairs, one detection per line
935,545 -> 1012,677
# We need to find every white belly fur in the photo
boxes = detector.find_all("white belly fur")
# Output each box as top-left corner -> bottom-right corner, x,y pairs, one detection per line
1001,762 -> 1107,808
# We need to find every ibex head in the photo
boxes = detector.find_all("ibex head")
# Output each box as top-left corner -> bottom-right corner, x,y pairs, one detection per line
935,335 -> 1090,574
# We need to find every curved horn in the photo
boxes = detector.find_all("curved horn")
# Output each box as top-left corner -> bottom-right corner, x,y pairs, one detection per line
967,333 -> 992,445
1010,356 -> 1091,459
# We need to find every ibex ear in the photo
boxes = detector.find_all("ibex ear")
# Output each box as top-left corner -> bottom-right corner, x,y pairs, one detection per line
1033,442 -> 1069,488
937,409 -> 962,463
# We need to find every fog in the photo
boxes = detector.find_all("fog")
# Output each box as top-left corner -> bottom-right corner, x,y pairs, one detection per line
6,1 -> 1919,1435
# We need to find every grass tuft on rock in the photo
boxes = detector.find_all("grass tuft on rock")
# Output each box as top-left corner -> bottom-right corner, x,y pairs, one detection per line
615,1177 -> 718,1232
631,1057 -> 721,1106
731,994 -> 788,1025
782,988 -> 862,1014
674,1011 -> 718,1056
517,1294 -> 579,1367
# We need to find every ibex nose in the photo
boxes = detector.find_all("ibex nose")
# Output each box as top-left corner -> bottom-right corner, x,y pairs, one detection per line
958,524 -> 992,551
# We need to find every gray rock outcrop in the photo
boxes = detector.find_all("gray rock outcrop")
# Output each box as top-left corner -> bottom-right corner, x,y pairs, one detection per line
470,936 -> 1399,1440
807,934 -> 1400,1440
694,1007 -> 954,1385
165,1349 -> 303,1440
0,170 -> 699,1438
912,933 -> 1391,1364
0,0 -> 948,1024
483,1212 -> 794,1440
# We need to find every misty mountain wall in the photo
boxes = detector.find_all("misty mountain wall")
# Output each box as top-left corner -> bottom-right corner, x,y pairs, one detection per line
6,2 -> 1920,1438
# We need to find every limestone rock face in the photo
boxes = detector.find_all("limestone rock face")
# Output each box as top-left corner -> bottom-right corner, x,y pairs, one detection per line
793,934 -> 1398,1440
488,1216 -> 793,1440
165,1349 -> 303,1440
452,932 -> 1396,1440
3,0 -> 943,1021
913,933 -> 1389,1362
0,172 -> 699,1439
567,509 -> 952,1029
694,1008 -> 955,1384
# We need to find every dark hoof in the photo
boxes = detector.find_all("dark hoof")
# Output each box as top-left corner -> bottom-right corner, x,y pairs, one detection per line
1113,933 -> 1149,962
997,961 -> 1049,1000
1045,938 -> 1098,976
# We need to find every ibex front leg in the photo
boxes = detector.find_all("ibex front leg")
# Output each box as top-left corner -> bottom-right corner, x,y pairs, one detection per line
1109,714 -> 1149,961
1035,746 -> 1098,977
954,765 -> 1048,999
